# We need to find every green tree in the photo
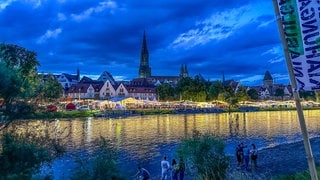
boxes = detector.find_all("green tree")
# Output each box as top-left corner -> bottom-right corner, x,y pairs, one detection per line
176,77 -> 193,100
156,84 -> 175,101
0,44 -> 40,116
43,74 -> 63,102
247,89 -> 259,100
192,75 -> 207,101
235,86 -> 249,102
208,81 -> 224,100
274,88 -> 285,100
176,77 -> 207,102
177,130 -> 229,179
299,91 -> 315,101
315,90 -> 320,102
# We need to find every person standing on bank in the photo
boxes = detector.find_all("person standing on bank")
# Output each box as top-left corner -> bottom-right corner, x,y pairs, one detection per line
250,143 -> 258,170
243,144 -> 250,170
161,156 -> 170,180
178,157 -> 185,180
236,143 -> 242,168
171,159 -> 179,180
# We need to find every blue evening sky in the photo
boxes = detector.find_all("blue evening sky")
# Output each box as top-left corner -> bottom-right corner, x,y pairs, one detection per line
0,0 -> 290,85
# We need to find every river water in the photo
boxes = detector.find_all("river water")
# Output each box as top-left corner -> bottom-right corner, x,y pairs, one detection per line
3,110 -> 320,179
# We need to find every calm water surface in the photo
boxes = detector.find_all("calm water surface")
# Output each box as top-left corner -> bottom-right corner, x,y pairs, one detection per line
4,110 -> 320,179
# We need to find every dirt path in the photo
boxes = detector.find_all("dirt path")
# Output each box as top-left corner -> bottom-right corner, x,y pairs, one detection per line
227,137 -> 320,179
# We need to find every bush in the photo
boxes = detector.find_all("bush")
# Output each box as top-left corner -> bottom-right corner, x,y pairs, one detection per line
177,130 -> 229,179
71,137 -> 124,180
0,133 -> 51,179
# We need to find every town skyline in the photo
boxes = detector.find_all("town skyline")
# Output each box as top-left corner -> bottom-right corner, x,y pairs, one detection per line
0,0 -> 290,86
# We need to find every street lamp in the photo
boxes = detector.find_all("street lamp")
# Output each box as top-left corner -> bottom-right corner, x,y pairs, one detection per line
78,88 -> 81,101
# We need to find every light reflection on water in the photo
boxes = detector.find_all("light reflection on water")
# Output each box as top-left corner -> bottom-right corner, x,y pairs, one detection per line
3,110 -> 320,179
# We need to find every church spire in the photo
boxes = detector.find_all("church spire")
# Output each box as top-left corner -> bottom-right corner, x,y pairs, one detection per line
180,64 -> 189,78
222,71 -> 225,83
263,70 -> 273,88
139,30 -> 151,78
77,68 -> 80,81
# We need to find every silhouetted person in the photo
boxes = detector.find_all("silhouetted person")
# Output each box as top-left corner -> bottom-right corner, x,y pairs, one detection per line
178,157 -> 185,180
133,166 -> 150,180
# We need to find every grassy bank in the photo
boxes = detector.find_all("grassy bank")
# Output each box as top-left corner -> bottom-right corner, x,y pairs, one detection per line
25,110 -> 99,119
274,167 -> 320,180
22,109 -> 175,119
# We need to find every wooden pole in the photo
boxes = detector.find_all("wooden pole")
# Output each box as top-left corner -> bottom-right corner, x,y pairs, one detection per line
272,1 -> 318,179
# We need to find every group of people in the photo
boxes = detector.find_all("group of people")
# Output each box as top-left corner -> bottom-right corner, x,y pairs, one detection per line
236,143 -> 258,171
161,156 -> 185,180
133,156 -> 186,180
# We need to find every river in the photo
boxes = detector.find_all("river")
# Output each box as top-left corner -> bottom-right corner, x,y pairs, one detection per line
3,110 -> 320,179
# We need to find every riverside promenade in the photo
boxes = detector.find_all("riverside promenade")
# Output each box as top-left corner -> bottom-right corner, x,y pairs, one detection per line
227,137 -> 320,179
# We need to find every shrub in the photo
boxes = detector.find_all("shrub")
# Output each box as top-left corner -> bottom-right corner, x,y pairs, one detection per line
177,130 -> 229,180
71,137 -> 124,180
0,133 -> 51,179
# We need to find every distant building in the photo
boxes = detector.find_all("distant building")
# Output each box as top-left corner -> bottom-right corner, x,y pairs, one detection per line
139,31 -> 151,78
126,78 -> 157,101
137,31 -> 188,87
246,71 -> 292,100
67,82 -> 103,100
222,72 -> 241,93
56,68 -> 80,90
98,71 -> 116,85
263,70 -> 273,88
180,64 -> 189,78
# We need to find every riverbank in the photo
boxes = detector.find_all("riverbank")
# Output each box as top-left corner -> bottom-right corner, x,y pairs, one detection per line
227,136 -> 320,179
2,106 -> 320,121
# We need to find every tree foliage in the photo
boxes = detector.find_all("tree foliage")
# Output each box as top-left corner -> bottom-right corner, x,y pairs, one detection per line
156,84 -> 175,101
42,74 -> 63,102
247,89 -> 259,100
235,86 -> 249,102
208,81 -> 224,100
274,88 -> 285,100
176,77 -> 207,101
0,43 -> 40,115
299,91 -> 316,101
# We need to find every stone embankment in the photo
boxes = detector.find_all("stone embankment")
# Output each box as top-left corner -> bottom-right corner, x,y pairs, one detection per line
227,137 -> 320,179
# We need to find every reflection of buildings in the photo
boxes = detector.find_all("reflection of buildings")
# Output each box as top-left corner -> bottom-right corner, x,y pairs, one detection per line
6,111 -> 320,153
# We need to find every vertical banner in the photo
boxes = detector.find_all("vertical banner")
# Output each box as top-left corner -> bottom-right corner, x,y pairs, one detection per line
277,0 -> 320,90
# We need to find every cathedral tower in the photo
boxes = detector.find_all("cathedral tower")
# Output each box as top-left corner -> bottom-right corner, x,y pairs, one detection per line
263,70 -> 273,88
139,31 -> 151,78
179,64 -> 189,78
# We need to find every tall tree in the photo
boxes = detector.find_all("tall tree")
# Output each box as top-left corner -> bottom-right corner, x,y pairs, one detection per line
235,86 -> 249,102
176,77 -> 193,101
43,74 -> 63,102
208,81 -> 224,100
0,43 -> 40,115
247,89 -> 259,100
274,88 -> 285,100
156,84 -> 175,101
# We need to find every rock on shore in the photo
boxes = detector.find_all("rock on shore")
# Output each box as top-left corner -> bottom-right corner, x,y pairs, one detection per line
227,137 -> 320,179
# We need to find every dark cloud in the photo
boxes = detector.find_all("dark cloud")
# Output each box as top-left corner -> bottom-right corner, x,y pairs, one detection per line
0,0 -> 288,84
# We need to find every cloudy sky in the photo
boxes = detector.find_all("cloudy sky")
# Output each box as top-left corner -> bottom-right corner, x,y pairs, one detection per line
0,0 -> 290,85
